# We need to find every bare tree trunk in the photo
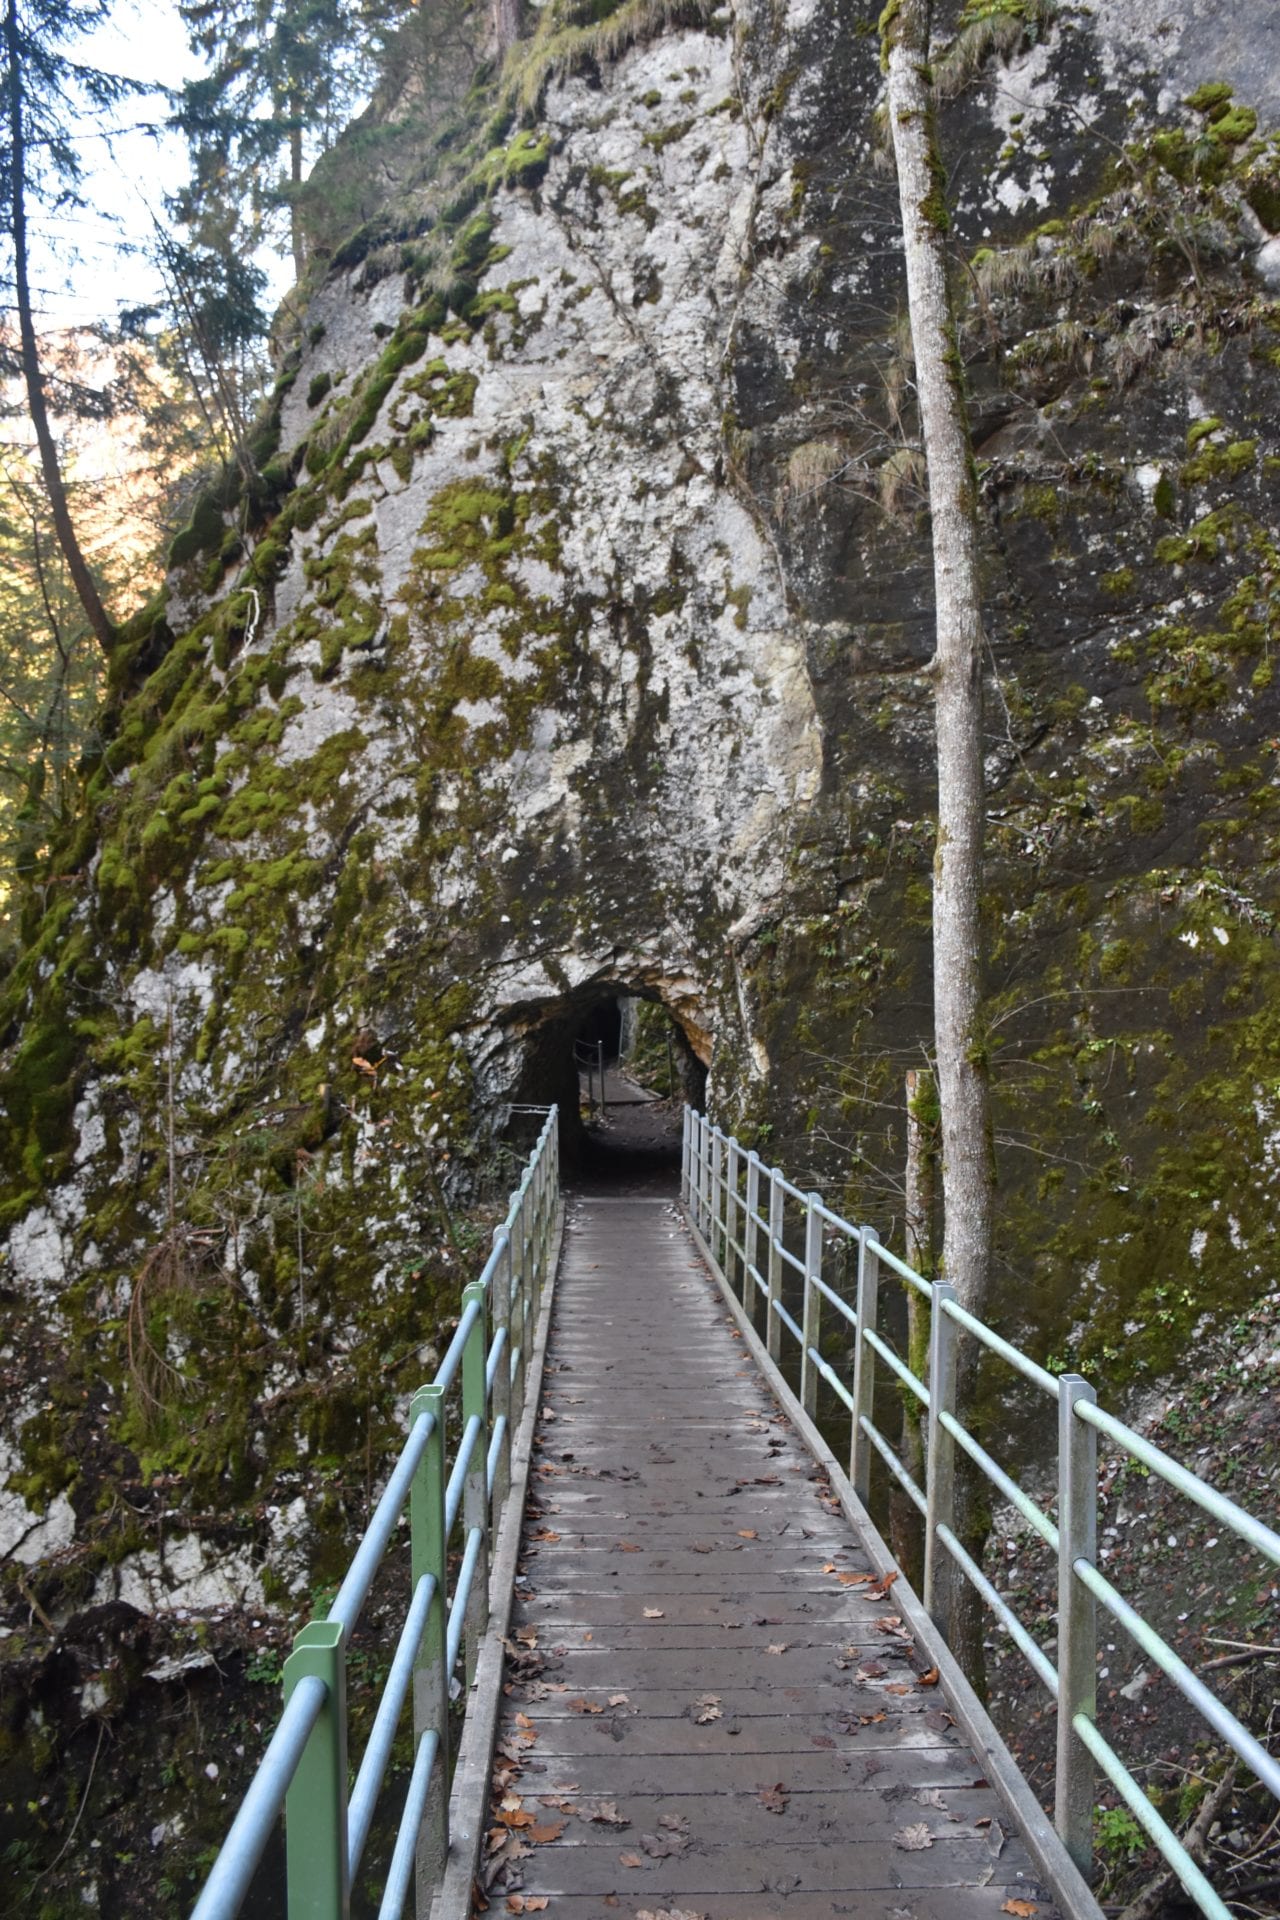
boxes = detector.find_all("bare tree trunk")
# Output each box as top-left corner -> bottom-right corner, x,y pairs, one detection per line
4,0 -> 115,657
490,0 -> 524,59
289,92 -> 307,285
882,0 -> 994,1684
890,1066 -> 937,1584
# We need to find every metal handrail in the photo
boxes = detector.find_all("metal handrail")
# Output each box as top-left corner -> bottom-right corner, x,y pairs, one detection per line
191,1107 -> 560,1920
682,1105 -> 1280,1915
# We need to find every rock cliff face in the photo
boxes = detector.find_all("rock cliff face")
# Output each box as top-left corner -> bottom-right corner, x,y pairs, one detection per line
2,0 -> 1280,1902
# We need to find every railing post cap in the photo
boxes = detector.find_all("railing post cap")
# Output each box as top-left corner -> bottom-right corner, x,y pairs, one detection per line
462,1279 -> 485,1305
292,1618 -> 344,1654
410,1381 -> 444,1418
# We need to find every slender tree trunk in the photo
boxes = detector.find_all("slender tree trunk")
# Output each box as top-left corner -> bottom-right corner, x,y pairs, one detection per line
4,0 -> 115,657
890,1066 -> 937,1584
490,0 -> 524,58
882,0 -> 994,1683
289,92 -> 306,284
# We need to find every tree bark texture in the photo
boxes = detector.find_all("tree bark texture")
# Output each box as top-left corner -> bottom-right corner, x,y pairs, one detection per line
883,0 -> 994,1680
4,0 -> 116,657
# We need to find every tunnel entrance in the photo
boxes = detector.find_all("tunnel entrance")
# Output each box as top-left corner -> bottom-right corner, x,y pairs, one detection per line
500,983 -> 707,1193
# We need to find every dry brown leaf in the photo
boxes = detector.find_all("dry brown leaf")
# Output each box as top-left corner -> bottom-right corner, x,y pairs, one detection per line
618,1541 -> 642,1553
870,1569 -> 901,1599
918,1666 -> 940,1687
642,1608 -> 664,1619
514,1626 -> 538,1647
580,1800 -> 627,1826
657,1814 -> 689,1835
618,1850 -> 644,1868
531,1529 -> 562,1544
894,1823 -> 933,1851
608,1694 -> 629,1707
765,1643 -> 789,1656
738,1530 -> 758,1540
528,1819 -> 565,1845
1001,1903 -> 1038,1917
636,1910 -> 705,1920
566,1696 -> 603,1715
884,1683 -> 911,1696
506,1898 -> 549,1914
757,1782 -> 789,1814
694,1703 -> 722,1724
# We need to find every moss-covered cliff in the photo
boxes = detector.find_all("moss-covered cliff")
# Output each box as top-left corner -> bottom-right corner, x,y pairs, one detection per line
2,0 -> 1279,1907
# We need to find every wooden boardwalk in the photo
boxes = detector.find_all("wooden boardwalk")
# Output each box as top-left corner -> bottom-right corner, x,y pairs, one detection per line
487,1193 -> 1060,1920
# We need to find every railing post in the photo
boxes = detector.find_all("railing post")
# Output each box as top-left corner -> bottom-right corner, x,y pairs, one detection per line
923,1281 -> 958,1625
766,1168 -> 783,1362
709,1129 -> 724,1270
849,1229 -> 880,1504
744,1151 -> 761,1320
800,1194 -> 823,1419
461,1279 -> 490,1684
491,1227 -> 513,1519
410,1383 -> 448,1908
284,1620 -> 349,1920
726,1137 -> 741,1293
597,1038 -> 606,1112
681,1107 -> 691,1204
1055,1375 -> 1098,1878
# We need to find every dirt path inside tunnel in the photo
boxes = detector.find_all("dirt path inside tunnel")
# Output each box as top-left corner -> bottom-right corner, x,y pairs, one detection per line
571,1072 -> 684,1196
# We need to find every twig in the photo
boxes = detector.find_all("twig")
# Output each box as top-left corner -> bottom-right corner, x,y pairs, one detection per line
33,1719 -> 106,1886
1203,1637 -> 1280,1658
1202,1648 -> 1280,1673
1114,1762 -> 1238,1920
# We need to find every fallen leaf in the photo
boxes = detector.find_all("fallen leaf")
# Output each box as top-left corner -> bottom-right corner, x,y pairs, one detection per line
497,1808 -> 535,1829
737,1530 -> 758,1540
531,1530 -> 562,1544
640,1831 -> 686,1859
758,1783 -> 789,1814
580,1800 -> 627,1826
765,1643 -> 789,1656
915,1789 -> 947,1810
1001,1904 -> 1038,1917
608,1694 -> 629,1707
884,1683 -> 911,1696
918,1667 -> 940,1687
506,1899 -> 548,1914
528,1820 -> 565,1845
894,1824 -> 933,1851
642,1608 -> 664,1619
566,1697 -> 603,1715
618,1541 -> 642,1553
636,1910 -> 705,1920
619,1851 -> 644,1869
694,1703 -> 722,1724
658,1814 -> 689,1835
870,1569 -> 901,1599
514,1626 -> 538,1648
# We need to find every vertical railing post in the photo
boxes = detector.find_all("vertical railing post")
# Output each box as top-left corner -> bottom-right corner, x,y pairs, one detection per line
744,1151 -> 761,1323
726,1137 -> 741,1293
410,1384 -> 448,1909
597,1039 -> 605,1111
923,1281 -> 958,1624
461,1280 -> 490,1684
766,1168 -> 783,1362
491,1227 -> 513,1519
1055,1376 -> 1098,1878
681,1107 -> 691,1205
800,1195 -> 823,1419
709,1129 -> 724,1271
849,1229 -> 880,1504
283,1620 -> 349,1920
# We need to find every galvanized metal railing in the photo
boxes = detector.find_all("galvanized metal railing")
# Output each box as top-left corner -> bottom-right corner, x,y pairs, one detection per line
192,1107 -> 560,1920
682,1107 -> 1280,1917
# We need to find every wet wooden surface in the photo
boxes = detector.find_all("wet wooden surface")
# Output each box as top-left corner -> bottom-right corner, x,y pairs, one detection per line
487,1194 -> 1059,1920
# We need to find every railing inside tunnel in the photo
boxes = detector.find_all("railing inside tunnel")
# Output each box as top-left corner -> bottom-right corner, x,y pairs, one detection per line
190,1108 -> 560,1920
682,1106 -> 1280,1920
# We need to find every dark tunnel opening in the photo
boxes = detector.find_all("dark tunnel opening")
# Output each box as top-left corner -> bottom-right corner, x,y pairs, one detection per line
500,986 -> 707,1191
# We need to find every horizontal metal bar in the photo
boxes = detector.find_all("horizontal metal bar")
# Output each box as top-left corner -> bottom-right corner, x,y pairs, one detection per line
859,1415 -> 927,1516
1074,1559 -> 1280,1798
864,1234 -> 933,1299
771,1235 -> 806,1278
940,1295 -> 1061,1399
487,1414 -> 509,1497
508,1343 -> 522,1385
806,1346 -> 856,1412
771,1170 -> 808,1203
327,1412 -> 434,1643
813,1198 -> 860,1239
376,1728 -> 441,1920
1071,1715 -> 1232,1920
486,1325 -> 508,1393
436,1296 -> 483,1397
771,1296 -> 803,1344
936,1523 -> 1059,1697
444,1414 -> 483,1537
446,1526 -> 485,1678
810,1268 -> 858,1327
1075,1403 -> 1280,1568
189,1674 -> 327,1920
744,1261 -> 766,1299
937,1410 -> 1059,1550
348,1573 -> 435,1876
863,1326 -> 928,1406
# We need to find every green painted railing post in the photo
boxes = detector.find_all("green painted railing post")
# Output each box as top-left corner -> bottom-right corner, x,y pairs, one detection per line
409,1383 -> 448,1909
765,1168 -> 784,1362
1056,1375 -> 1098,1877
283,1620 -> 348,1920
491,1228 -> 513,1517
800,1194 -> 823,1419
725,1137 -> 741,1292
710,1130 -> 724,1265
461,1279 -> 490,1684
923,1282 -> 958,1625
849,1229 -> 880,1503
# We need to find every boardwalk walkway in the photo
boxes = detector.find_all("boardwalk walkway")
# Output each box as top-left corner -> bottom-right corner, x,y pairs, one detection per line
489,1193 -> 1060,1920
